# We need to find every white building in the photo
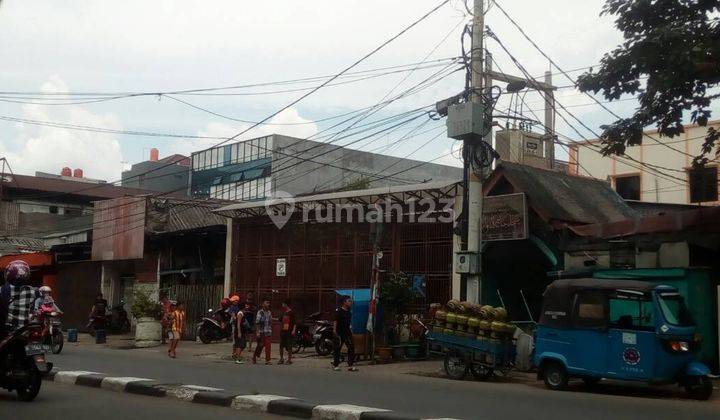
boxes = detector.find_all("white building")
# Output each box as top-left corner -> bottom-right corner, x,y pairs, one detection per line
568,120 -> 720,205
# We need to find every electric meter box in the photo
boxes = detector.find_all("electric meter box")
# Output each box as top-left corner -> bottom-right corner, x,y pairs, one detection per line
446,102 -> 486,140
455,251 -> 479,274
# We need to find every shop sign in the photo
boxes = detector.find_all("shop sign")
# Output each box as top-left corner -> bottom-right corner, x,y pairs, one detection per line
482,193 -> 528,241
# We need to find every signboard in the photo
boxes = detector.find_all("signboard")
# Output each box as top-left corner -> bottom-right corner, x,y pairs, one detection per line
481,193 -> 528,241
276,258 -> 287,277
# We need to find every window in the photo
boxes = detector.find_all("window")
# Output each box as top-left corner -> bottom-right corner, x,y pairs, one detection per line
192,154 -> 200,170
572,291 -> 606,329
614,175 -> 641,201
658,293 -> 694,326
217,146 -> 225,167
609,293 -> 654,331
688,166 -> 718,203
264,176 -> 272,197
249,140 -> 258,161
237,142 -> 245,163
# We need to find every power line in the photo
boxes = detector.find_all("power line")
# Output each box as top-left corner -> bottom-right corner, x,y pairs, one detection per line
490,0 -> 698,161
0,57 -> 459,98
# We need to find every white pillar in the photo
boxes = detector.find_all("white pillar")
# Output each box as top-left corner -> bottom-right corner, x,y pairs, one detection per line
223,218 -> 233,297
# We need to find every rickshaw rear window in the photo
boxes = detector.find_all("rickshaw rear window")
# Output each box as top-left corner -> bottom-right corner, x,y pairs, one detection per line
658,294 -> 694,327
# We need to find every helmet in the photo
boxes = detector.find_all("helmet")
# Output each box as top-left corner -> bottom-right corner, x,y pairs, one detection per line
39,286 -> 52,294
220,298 -> 231,309
229,295 -> 240,303
4,260 -> 30,285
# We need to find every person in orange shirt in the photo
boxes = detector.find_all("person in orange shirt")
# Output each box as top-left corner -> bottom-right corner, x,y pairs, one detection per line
168,301 -> 186,358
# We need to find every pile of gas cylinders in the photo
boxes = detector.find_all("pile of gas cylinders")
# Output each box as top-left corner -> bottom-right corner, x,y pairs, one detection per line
433,300 -> 515,342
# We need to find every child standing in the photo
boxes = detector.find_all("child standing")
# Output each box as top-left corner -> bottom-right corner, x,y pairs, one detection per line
168,301 -> 185,358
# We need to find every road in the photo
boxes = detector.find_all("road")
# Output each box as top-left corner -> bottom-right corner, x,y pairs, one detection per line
0,380 -> 282,420
43,343 -> 720,420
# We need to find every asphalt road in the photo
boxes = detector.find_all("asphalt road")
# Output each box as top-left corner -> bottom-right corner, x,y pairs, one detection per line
46,344 -> 720,420
0,381 -> 282,420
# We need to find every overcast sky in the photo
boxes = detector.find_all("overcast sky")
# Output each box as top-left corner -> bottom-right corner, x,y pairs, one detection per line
0,0 -> 676,183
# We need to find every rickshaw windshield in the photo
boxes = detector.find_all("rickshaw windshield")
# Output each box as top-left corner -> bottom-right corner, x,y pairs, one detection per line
658,293 -> 695,327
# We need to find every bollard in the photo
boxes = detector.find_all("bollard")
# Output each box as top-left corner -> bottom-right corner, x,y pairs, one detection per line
95,329 -> 107,344
67,328 -> 78,343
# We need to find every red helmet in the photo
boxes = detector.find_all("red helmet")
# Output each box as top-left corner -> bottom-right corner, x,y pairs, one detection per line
4,260 -> 30,285
220,297 -> 231,309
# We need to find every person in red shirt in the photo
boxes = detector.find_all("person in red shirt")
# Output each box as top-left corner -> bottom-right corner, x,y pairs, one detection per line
278,299 -> 296,365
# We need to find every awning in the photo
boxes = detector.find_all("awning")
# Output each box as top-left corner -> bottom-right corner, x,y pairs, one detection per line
213,179 -> 461,219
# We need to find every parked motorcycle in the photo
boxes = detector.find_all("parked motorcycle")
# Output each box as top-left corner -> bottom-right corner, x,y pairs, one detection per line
197,308 -> 232,344
87,313 -> 108,337
293,312 -> 322,354
0,323 -> 53,401
109,300 -> 131,333
313,319 -> 335,356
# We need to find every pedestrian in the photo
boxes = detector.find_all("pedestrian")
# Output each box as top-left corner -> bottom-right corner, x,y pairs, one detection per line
233,302 -> 251,364
244,292 -> 256,352
160,293 -> 171,344
168,301 -> 185,358
252,298 -> 272,365
332,295 -> 357,372
227,295 -> 242,361
278,299 -> 296,365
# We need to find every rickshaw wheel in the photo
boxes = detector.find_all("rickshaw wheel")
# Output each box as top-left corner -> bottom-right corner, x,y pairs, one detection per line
444,351 -> 468,380
542,361 -> 568,391
685,376 -> 713,400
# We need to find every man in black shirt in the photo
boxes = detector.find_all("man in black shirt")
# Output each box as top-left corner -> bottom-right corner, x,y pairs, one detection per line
332,295 -> 357,371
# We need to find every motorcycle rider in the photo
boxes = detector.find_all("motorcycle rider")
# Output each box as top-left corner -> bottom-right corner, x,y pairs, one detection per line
1,260 -> 38,334
34,286 -> 62,315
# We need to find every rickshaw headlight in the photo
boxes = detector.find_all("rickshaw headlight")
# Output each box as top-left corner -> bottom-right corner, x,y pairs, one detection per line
669,341 -> 690,352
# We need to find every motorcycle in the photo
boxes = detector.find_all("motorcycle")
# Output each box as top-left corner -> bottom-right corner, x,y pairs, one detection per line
0,323 -> 53,401
37,307 -> 63,355
109,300 -> 131,333
88,313 -> 108,337
292,312 -> 322,354
197,308 -> 232,344
313,319 -> 335,356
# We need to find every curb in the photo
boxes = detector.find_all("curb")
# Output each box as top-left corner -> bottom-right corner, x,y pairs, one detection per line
44,369 -> 461,420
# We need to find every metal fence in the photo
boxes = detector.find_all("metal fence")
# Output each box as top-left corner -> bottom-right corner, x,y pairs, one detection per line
165,283 -> 224,340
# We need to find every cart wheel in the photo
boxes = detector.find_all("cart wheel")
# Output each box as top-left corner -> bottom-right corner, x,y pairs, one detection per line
471,364 -> 492,381
685,376 -> 713,400
542,361 -> 568,391
444,351 -> 468,380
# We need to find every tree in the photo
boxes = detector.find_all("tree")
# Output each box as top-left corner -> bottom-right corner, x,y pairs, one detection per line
577,0 -> 720,165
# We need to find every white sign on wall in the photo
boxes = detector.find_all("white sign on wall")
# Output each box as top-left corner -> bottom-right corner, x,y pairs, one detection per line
276,258 -> 287,277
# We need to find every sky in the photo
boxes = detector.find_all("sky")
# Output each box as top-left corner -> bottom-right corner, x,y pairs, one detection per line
0,0 -> 677,183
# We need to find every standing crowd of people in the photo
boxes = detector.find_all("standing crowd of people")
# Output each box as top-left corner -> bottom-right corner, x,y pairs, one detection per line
159,289 -> 359,371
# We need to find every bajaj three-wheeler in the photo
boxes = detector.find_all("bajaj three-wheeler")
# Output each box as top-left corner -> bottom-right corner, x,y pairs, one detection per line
534,279 -> 714,400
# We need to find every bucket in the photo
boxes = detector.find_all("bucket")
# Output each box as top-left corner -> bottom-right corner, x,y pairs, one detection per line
95,329 -> 107,344
67,328 -> 78,343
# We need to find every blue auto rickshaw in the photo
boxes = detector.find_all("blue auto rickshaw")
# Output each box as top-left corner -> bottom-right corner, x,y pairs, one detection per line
534,278 -> 714,400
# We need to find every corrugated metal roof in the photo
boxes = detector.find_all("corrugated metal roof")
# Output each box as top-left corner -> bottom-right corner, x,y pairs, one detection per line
146,198 -> 227,233
0,236 -> 48,255
5,174 -> 153,199
489,162 -> 637,225
214,179 -> 461,218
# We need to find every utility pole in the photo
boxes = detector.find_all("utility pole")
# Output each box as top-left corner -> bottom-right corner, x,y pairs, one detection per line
464,0 -> 485,304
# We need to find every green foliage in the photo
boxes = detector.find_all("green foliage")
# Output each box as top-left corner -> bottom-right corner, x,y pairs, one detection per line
576,0 -> 720,165
131,289 -> 163,320
379,271 -> 417,318
342,177 -> 372,192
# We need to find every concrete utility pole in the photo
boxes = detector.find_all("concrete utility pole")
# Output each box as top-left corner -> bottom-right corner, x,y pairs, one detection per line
544,70 -> 555,168
464,0 -> 485,304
